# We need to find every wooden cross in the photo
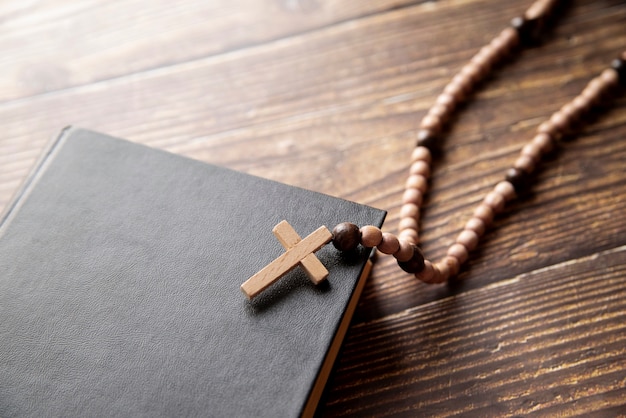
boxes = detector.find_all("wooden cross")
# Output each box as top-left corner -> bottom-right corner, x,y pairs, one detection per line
241,220 -> 332,300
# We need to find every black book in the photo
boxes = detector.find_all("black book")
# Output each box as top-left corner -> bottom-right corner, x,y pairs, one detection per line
0,128 -> 386,417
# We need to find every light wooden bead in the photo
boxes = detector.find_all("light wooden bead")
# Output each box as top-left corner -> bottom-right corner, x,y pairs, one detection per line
537,120 -> 561,140
474,204 -> 495,226
378,232 -> 400,255
521,142 -> 543,163
451,73 -> 473,95
494,181 -> 516,202
410,160 -> 430,177
549,111 -> 570,133
559,103 -> 580,126
483,191 -> 505,213
531,133 -> 554,154
572,95 -> 592,115
461,62 -> 484,84
474,45 -> 498,67
443,80 -> 466,102
400,203 -> 419,218
399,217 -> 419,232
448,242 -> 469,263
405,174 -> 428,194
360,225 -> 383,248
436,93 -> 456,110
464,217 -> 486,237
429,103 -> 451,122
457,229 -> 479,251
415,260 -> 435,283
393,239 -> 415,262
443,255 -> 461,277
499,26 -> 520,50
420,114 -> 442,134
434,262 -> 451,283
411,146 -> 432,164
525,0 -> 556,20
399,229 -> 419,245
601,68 -> 619,87
583,78 -> 605,104
402,188 -> 423,206
514,154 -> 536,173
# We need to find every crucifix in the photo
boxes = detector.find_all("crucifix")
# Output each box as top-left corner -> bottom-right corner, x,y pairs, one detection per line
241,221 -> 332,300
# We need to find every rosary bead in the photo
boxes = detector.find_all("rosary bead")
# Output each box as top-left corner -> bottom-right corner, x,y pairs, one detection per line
443,80 -> 467,103
397,244 -> 425,273
572,94 -> 592,116
443,255 -> 461,277
378,232 -> 400,255
420,114 -> 443,134
410,160 -> 431,177
411,146 -> 432,164
537,120 -> 561,141
402,188 -> 424,206
494,180 -> 516,202
448,242 -> 469,264
461,62 -> 485,84
514,154 -> 536,174
473,203 -> 495,226
399,217 -> 419,232
531,132 -> 555,154
601,68 -> 619,88
400,203 -> 420,218
434,262 -> 451,283
611,58 -> 626,84
483,191 -> 506,213
399,229 -> 419,245
582,77 -> 606,105
331,222 -> 361,252
429,103 -> 451,123
549,111 -> 571,134
360,225 -> 383,248
393,240 -> 415,263
498,26 -> 520,50
405,174 -> 428,193
415,129 -> 438,150
505,167 -> 530,192
457,229 -> 479,251
521,142 -> 544,164
451,73 -> 473,95
464,217 -> 486,237
415,260 -> 435,283
436,92 -> 457,110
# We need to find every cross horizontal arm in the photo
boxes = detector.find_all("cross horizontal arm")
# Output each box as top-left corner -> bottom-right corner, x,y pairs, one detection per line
241,226 -> 332,299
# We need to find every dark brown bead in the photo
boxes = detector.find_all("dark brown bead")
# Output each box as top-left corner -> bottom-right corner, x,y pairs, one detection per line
505,167 -> 530,192
416,129 -> 437,150
510,16 -> 540,46
398,245 -> 425,273
331,222 -> 361,252
611,58 -> 626,85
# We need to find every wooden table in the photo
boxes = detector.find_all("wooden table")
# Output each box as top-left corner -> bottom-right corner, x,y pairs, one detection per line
2,0 -> 625,415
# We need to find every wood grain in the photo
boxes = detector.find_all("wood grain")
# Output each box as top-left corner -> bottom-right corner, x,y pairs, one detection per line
1,0 -> 625,415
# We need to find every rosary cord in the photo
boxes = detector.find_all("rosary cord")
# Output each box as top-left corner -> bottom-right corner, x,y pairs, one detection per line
330,0 -> 626,284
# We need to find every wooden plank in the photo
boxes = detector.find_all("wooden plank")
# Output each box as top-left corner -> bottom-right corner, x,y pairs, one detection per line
320,246 -> 626,416
273,220 -> 329,284
1,0 -> 624,318
0,0 -> 422,103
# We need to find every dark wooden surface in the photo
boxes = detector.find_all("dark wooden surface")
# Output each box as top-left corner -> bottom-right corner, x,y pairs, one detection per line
2,0 -> 625,416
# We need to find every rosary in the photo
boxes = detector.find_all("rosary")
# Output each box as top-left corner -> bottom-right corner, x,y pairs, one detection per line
241,0 -> 625,300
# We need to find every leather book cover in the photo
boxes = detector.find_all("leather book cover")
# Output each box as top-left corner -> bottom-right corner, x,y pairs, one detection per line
0,128 -> 386,417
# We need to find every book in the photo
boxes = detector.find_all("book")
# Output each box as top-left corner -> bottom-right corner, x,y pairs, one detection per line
0,128 -> 386,417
